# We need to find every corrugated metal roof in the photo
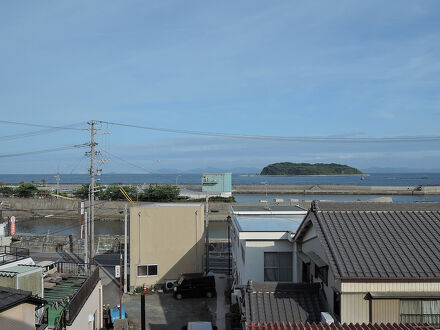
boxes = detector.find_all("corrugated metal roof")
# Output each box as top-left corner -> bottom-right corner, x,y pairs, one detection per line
0,286 -> 46,312
296,201 -> 440,279
244,322 -> 435,330
0,265 -> 41,277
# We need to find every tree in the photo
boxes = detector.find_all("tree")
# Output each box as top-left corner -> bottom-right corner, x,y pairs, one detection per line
15,183 -> 39,198
40,179 -> 47,186
99,185 -> 138,201
0,186 -> 14,197
140,185 -> 180,202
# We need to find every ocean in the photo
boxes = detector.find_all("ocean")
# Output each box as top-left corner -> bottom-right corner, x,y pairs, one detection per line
0,172 -> 439,186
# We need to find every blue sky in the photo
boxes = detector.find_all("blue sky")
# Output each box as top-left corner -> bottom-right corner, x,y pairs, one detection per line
0,1 -> 439,173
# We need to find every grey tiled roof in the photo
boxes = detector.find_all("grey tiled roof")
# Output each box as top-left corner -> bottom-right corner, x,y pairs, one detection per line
299,201 -> 440,279
245,322 -> 436,330
243,282 -> 327,324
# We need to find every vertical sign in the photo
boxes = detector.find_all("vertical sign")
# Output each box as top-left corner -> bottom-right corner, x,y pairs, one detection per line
10,216 -> 16,236
115,265 -> 120,278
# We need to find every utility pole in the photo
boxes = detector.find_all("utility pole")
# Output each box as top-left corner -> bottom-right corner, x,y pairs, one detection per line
124,204 -> 128,293
87,120 -> 97,264
205,194 -> 209,273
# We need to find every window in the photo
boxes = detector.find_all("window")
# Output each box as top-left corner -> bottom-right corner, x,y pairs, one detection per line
264,252 -> 292,281
400,300 -> 440,326
315,264 -> 328,285
137,264 -> 158,277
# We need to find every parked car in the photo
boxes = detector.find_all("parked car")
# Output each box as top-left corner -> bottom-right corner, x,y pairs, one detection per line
183,321 -> 217,330
173,272 -> 216,300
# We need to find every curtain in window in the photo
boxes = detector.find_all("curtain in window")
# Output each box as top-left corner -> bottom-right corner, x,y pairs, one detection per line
400,300 -> 422,323
264,253 -> 278,281
423,300 -> 440,325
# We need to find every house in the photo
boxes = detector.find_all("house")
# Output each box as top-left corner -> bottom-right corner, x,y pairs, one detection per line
230,203 -> 307,285
294,201 -> 440,326
0,286 -> 46,330
130,203 -> 205,290
240,281 -> 328,328
42,262 -> 103,329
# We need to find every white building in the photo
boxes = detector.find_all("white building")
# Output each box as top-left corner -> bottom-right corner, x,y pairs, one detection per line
230,204 -> 307,286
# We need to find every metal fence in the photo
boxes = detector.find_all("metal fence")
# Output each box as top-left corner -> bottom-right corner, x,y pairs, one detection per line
208,241 -> 231,275
67,266 -> 100,326
56,262 -> 97,277
0,245 -> 29,265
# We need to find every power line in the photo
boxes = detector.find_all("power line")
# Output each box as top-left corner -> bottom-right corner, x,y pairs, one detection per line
0,120 -> 86,131
0,143 -> 88,159
101,149 -> 152,173
98,120 -> 440,143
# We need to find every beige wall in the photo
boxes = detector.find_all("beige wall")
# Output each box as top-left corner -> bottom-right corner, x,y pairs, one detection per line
66,280 -> 103,330
372,299 -> 399,323
0,303 -> 35,330
341,293 -> 369,323
130,204 -> 205,289
340,281 -> 440,323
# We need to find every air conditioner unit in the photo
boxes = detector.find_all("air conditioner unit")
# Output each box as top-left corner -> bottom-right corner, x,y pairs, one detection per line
165,280 -> 177,291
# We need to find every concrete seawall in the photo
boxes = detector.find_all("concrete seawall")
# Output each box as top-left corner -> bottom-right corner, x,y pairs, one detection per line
182,184 -> 440,195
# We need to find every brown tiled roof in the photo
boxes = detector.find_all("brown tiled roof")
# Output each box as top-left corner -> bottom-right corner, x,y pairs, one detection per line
244,282 -> 327,324
296,201 -> 440,279
244,322 -> 435,330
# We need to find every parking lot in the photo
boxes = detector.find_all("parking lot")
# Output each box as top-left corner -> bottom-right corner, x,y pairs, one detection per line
123,292 -> 215,329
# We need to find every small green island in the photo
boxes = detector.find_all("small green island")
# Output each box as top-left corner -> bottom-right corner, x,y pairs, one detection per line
260,162 -> 363,176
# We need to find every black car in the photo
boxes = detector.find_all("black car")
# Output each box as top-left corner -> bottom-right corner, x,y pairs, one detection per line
173,273 -> 216,300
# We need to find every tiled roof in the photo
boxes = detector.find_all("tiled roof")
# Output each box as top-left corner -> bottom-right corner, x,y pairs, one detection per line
296,201 -> 440,279
244,322 -> 435,330
0,286 -> 46,312
244,282 -> 327,324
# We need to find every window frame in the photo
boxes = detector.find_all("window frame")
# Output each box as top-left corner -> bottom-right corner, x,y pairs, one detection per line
137,264 -> 159,277
263,252 -> 293,282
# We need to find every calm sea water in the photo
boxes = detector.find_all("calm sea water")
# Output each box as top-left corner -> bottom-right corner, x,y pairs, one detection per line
0,173 -> 439,186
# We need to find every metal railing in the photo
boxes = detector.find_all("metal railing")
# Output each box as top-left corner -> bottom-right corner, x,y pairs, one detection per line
401,314 -> 440,327
0,246 -> 29,265
56,262 -> 96,277
67,266 -> 100,325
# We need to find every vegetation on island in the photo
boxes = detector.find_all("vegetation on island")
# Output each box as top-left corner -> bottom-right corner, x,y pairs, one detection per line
260,162 -> 362,176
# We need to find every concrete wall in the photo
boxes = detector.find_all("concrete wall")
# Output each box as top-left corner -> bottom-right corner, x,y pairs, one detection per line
242,240 -> 293,285
0,303 -> 35,330
67,280 -> 103,330
18,270 -> 42,296
129,204 -> 205,289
